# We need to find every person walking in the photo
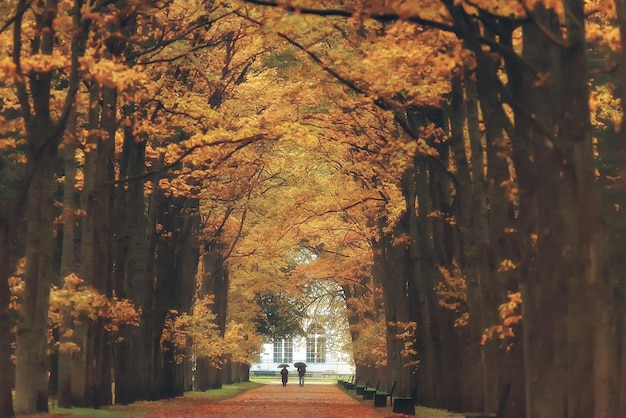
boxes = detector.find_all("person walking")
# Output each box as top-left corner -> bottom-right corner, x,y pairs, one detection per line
297,364 -> 306,387
280,367 -> 289,387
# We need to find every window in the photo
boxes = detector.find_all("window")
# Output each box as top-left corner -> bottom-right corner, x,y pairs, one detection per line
273,340 -> 283,363
306,324 -> 326,363
284,338 -> 293,363
306,336 -> 316,363
316,336 -> 326,363
273,338 -> 293,363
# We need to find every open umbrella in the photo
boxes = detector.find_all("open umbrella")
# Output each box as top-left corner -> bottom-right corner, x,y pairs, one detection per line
293,362 -> 307,368
277,363 -> 290,368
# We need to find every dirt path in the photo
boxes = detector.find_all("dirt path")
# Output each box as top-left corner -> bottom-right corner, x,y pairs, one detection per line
146,381 -> 401,418
22,381 -> 411,418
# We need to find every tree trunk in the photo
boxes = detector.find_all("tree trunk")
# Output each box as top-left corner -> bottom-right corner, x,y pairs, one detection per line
372,201 -> 417,399
14,141 -> 58,414
113,104 -> 147,405
70,83 -> 100,407
446,76 -> 487,412
0,168 -> 22,417
88,83 -> 117,407
132,178 -> 161,401
154,195 -> 200,398
561,3 -> 618,416
195,242 -> 230,389
57,107 -> 79,408
464,73 -> 518,415
409,160 -> 437,405
610,1 -> 626,415
0,218 -> 14,418
515,3 -> 618,417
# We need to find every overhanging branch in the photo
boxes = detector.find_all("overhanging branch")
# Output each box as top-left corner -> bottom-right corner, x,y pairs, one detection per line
242,0 -> 456,33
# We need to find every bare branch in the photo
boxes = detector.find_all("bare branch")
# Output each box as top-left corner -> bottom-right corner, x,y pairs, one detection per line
242,0 -> 456,33
0,0 -> 32,35
59,0 -> 93,134
12,0 -> 32,129
114,134 -> 270,185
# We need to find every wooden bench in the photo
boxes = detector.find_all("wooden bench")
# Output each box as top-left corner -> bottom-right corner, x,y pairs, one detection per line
355,378 -> 370,396
392,386 -> 416,415
49,395 -> 57,410
251,370 -> 276,377
393,397 -> 415,415
337,374 -> 351,384
374,380 -> 396,407
341,374 -> 355,389
344,375 -> 356,390
362,381 -> 380,400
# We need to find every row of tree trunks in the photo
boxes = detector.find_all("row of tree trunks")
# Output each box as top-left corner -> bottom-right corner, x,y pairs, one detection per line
223,361 -> 251,384
114,171 -> 201,403
446,75 -> 524,415
409,158 -> 437,407
442,81 -> 488,412
436,1 -> 620,416
341,279 -> 384,389
366,61 -> 533,415
195,244 -> 230,390
155,195 -> 200,399
195,359 -> 223,391
55,2 -> 202,408
60,79 -> 117,408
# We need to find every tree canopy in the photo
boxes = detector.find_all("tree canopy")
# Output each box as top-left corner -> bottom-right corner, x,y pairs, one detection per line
1,0 -> 625,417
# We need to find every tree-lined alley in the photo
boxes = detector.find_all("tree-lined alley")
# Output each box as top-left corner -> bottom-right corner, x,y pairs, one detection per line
0,1 -> 625,418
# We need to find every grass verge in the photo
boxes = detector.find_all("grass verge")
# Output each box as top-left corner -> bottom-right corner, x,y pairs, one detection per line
39,381 -> 265,418
337,382 -> 463,418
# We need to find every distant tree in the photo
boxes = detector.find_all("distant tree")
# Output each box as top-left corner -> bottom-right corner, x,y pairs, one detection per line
254,293 -> 305,339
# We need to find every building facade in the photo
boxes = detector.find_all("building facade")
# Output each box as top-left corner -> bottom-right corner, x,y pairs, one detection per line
251,323 -> 354,375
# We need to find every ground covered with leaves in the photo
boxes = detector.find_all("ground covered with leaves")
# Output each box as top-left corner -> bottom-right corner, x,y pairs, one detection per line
22,381 -> 464,417
24,381 -> 438,418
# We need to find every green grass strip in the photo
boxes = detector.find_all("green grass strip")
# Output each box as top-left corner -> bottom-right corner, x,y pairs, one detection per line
50,381 -> 265,417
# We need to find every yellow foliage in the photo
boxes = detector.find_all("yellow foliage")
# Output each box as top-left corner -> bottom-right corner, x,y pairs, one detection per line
498,258 -> 518,272
434,263 -> 467,311
20,51 -> 70,73
499,179 -> 519,203
58,341 -> 81,355
47,274 -> 141,333
391,320 -> 420,368
481,292 -> 522,349
160,295 -> 261,366
589,85 -> 622,130
0,138 -> 17,152
351,317 -> 387,367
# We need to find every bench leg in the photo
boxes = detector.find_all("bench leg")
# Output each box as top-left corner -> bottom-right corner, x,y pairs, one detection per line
392,397 -> 415,415
374,393 -> 388,407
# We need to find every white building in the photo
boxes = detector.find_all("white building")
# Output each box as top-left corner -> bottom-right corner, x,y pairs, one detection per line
251,322 -> 355,375
251,279 -> 355,376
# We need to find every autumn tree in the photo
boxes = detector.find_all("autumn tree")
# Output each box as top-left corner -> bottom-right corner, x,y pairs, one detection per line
2,2 -> 623,418
0,0 -> 97,413
242,1 -> 624,417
